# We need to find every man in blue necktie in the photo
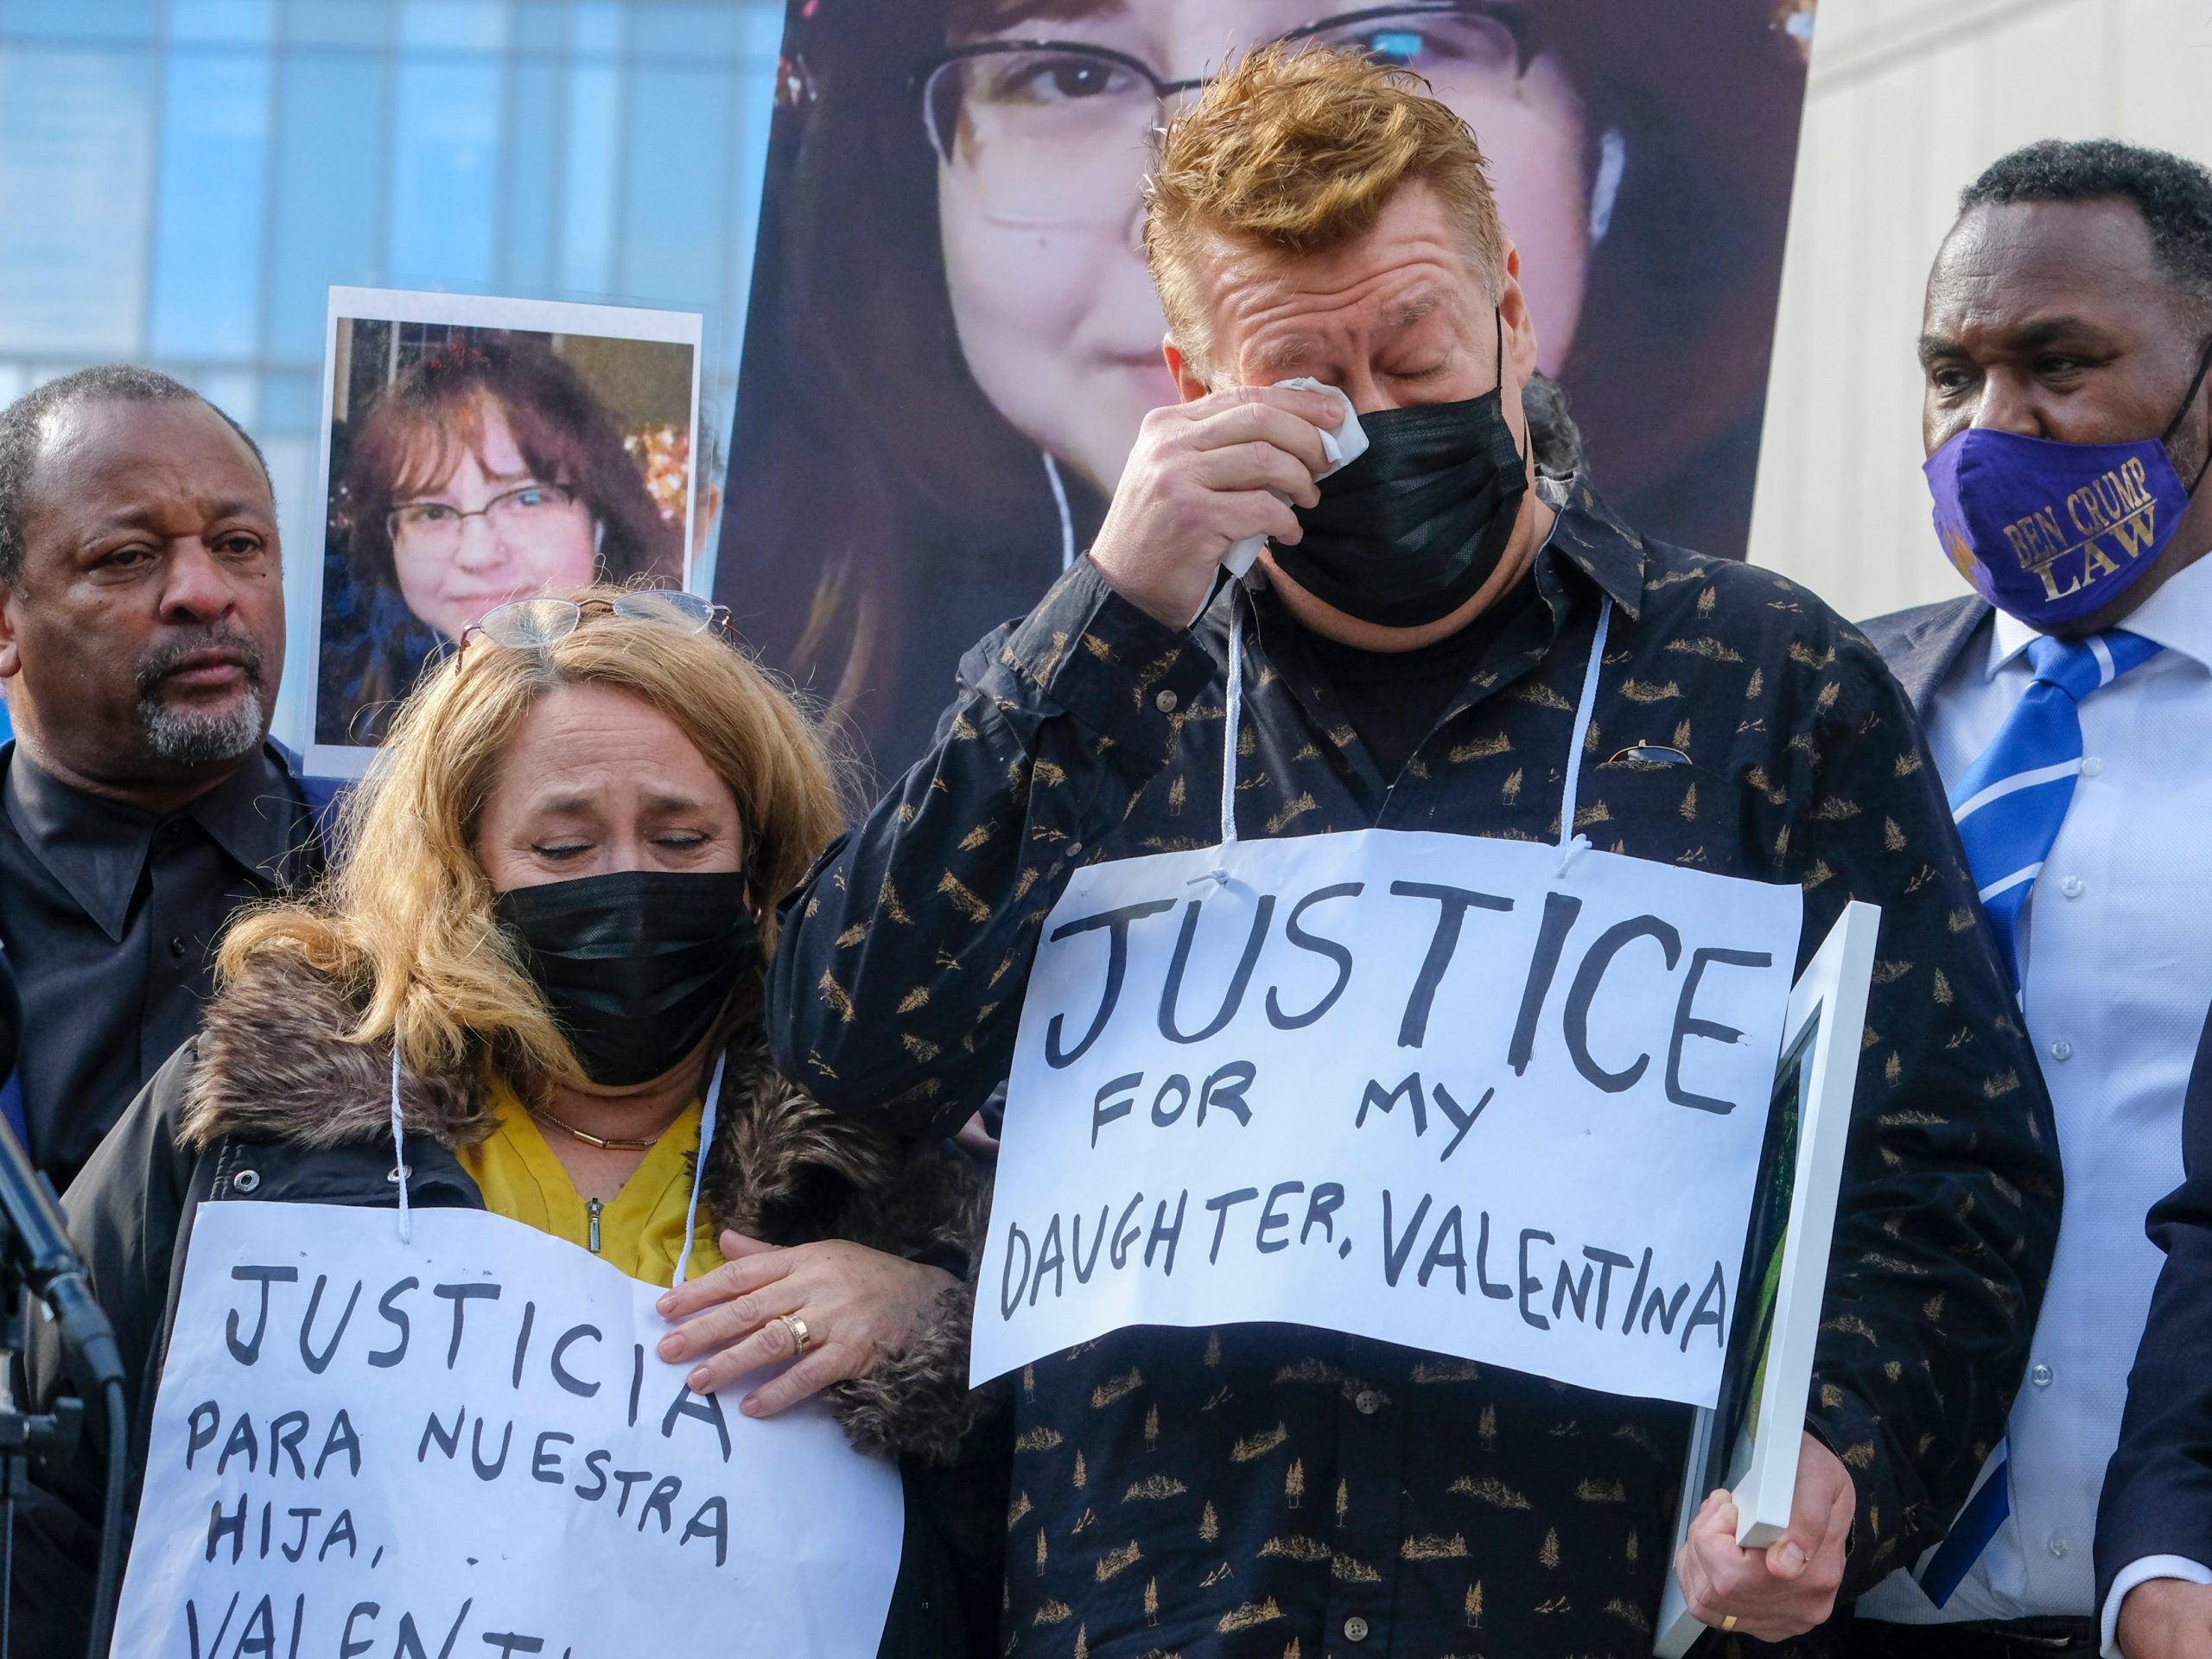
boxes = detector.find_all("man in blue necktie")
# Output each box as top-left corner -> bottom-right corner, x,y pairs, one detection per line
1853,140 -> 2212,1659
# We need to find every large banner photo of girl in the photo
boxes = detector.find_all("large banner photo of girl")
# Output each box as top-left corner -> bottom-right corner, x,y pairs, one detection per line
306,289 -> 702,775
715,0 -> 1819,778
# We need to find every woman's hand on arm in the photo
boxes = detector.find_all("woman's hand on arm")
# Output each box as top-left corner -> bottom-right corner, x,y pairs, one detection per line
655,1230 -> 959,1417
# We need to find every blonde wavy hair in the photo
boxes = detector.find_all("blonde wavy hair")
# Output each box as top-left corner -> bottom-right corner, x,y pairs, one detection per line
221,586 -> 847,1097
1143,41 -> 1507,376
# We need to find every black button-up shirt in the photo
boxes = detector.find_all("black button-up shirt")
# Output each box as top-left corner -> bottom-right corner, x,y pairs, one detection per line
0,741 -> 318,1184
770,480 -> 2061,1656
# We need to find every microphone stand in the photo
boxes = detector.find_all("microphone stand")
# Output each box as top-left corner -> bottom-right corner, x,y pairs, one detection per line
0,963 -> 127,1656
0,1127 -> 128,1659
0,1266 -> 91,1658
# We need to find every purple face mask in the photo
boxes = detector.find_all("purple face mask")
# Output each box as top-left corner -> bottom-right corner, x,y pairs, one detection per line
1924,340 -> 2212,626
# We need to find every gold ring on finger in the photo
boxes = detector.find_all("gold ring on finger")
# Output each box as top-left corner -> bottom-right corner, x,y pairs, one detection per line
780,1313 -> 812,1354
1720,1615 -> 1738,1635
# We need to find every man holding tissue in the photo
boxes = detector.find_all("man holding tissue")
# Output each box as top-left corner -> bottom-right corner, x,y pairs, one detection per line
772,46 -> 2057,1656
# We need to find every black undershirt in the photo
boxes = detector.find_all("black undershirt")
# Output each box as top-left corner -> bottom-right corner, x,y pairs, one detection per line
1295,574 -> 1542,782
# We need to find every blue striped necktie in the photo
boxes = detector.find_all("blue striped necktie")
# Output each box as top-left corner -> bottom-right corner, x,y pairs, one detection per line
1916,626 -> 2159,1606
1948,629 -> 2161,986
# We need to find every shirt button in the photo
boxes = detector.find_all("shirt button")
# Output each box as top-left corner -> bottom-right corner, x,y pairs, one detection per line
2031,1362 -> 2054,1388
2049,1039 -> 2075,1063
1354,1389 -> 1382,1415
168,936 -> 188,959
1343,1617 -> 1370,1643
1154,690 -> 1179,713
2048,1535 -> 2069,1560
2060,876 -> 2085,899
2080,757 -> 2104,778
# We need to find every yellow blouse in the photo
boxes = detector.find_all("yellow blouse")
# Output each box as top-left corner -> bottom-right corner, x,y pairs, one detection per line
458,1079 -> 721,1286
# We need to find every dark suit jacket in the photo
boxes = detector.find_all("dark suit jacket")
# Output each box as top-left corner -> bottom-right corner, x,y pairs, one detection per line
2096,1011 -> 2212,1617
1855,594 -> 1991,720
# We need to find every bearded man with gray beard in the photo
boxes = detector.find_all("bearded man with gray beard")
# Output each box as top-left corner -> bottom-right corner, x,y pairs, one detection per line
0,366 -> 326,1187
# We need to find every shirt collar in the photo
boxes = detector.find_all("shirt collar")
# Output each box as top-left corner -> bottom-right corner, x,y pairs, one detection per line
1535,474 -> 1648,621
188,743 -> 313,887
1986,549 -> 2212,678
1,742 -> 308,943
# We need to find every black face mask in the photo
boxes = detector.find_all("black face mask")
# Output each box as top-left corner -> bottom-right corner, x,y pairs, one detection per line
493,869 -> 759,1088
1274,319 -> 1531,629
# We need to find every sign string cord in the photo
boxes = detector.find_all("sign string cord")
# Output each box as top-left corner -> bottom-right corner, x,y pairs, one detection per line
671,1050 -> 729,1291
1556,596 -> 1614,874
1218,605 -> 1246,856
1217,589 -> 1612,874
390,1045 -> 411,1245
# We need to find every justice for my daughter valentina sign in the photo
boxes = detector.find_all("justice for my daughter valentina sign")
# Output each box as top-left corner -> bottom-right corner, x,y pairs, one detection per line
113,1202 -> 904,1658
972,830 -> 1805,1408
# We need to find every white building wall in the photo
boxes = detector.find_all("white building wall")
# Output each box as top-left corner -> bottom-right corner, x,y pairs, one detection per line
1746,0 -> 2212,623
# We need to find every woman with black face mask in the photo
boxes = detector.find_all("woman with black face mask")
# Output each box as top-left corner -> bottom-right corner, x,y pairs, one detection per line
16,587 -> 1001,1659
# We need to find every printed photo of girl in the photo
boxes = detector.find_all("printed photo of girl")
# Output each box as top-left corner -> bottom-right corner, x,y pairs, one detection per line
309,292 -> 700,764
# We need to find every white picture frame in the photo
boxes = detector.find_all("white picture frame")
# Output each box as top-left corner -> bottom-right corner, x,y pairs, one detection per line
302,286 -> 704,780
1655,899 -> 1881,1656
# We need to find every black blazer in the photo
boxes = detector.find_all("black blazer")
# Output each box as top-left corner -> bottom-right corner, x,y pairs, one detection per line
2095,1008 -> 2212,1615
1855,594 -> 1991,721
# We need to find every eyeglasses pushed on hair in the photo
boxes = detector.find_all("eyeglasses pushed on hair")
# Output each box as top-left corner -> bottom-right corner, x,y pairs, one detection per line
460,591 -> 730,661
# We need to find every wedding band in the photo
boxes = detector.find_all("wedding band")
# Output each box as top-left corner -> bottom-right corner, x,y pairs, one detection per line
780,1313 -> 812,1354
1720,1615 -> 1738,1635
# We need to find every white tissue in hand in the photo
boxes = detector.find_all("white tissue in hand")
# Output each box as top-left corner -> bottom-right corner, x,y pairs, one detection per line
1221,378 -> 1369,577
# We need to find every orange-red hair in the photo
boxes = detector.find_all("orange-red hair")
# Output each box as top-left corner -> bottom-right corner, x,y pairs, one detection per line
1144,42 -> 1507,371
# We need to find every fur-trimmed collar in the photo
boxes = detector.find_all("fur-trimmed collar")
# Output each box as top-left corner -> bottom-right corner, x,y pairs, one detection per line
181,951 -> 904,1239
169,953 -> 987,1465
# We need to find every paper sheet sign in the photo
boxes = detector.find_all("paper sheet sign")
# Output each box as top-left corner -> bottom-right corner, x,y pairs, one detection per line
972,830 -> 1805,1408
113,1202 -> 904,1658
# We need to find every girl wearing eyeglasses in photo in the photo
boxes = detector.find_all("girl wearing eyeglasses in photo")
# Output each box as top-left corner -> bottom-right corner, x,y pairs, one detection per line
319,334 -> 685,747
716,0 -> 1810,777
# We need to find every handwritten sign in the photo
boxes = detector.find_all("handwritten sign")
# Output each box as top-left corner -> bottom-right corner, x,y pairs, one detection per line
972,830 -> 1803,1408
114,1202 -> 904,1658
